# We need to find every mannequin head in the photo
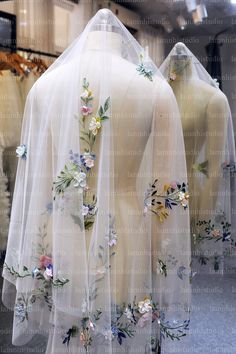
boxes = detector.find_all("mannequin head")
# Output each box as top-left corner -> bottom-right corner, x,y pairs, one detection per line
169,42 -> 193,82
85,9 -> 122,55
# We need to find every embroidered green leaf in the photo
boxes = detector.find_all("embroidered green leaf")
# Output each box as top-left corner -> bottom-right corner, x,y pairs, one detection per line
192,160 -> 209,177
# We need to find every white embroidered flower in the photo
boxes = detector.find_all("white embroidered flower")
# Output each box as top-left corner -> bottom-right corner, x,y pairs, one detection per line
105,229 -> 117,247
89,117 -> 101,136
84,156 -> 94,168
82,205 -> 89,216
81,300 -> 87,313
73,171 -> 87,189
96,266 -> 107,276
103,329 -> 114,341
143,205 -> 148,216
89,320 -> 95,331
43,266 -> 53,280
16,144 -> 27,159
138,298 -> 152,314
178,191 -> 189,207
124,308 -> 133,321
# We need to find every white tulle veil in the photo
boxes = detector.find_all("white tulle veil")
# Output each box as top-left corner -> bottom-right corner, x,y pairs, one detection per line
160,42 -> 236,274
2,11 -> 191,353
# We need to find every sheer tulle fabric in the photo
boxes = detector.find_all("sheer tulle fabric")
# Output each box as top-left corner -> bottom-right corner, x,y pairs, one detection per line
2,11 -> 191,353
160,42 -> 236,274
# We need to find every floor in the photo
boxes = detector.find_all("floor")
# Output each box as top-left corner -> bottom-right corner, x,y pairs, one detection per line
0,270 -> 236,354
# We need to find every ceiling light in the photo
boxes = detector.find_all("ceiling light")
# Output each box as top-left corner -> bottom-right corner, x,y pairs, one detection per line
192,9 -> 202,24
185,0 -> 197,13
197,3 -> 208,19
177,15 -> 187,30
231,0 -> 236,3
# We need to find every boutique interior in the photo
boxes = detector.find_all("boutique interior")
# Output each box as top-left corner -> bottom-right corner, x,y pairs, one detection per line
0,1 -> 236,353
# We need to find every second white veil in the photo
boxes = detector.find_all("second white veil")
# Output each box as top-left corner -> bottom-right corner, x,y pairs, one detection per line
160,42 -> 236,274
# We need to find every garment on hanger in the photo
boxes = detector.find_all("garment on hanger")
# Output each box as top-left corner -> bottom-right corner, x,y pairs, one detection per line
160,42 -> 236,274
0,71 -> 23,251
2,10 -> 191,353
0,52 -> 47,251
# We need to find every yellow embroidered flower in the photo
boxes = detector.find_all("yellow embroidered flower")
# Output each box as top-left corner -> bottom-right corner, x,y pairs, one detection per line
81,89 -> 93,99
164,184 -> 171,192
89,117 -> 102,136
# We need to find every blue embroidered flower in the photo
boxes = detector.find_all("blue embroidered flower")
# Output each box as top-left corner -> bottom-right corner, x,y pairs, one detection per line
15,298 -> 27,322
32,267 -> 40,278
46,202 -> 53,214
16,144 -> 27,160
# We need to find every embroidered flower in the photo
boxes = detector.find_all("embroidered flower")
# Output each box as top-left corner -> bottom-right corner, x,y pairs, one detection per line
80,331 -> 87,346
138,298 -> 152,314
81,89 -> 92,99
89,117 -> 102,136
89,320 -> 95,330
16,144 -> 27,160
73,171 -> 87,189
80,152 -> 96,170
96,266 -> 107,276
15,301 -> 27,322
40,255 -> 52,269
82,205 -> 89,216
81,300 -> 87,313
32,267 -> 40,277
137,311 -> 152,328
169,72 -> 177,82
124,308 -> 133,321
212,229 -> 221,237
46,202 -> 53,214
44,264 -> 53,280
103,329 -> 114,341
81,105 -> 92,116
170,181 -> 178,189
105,229 -> 117,247
178,191 -> 189,208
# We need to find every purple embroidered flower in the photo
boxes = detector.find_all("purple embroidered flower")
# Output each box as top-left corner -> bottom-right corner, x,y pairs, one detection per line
46,202 -> 53,214
69,150 -> 80,166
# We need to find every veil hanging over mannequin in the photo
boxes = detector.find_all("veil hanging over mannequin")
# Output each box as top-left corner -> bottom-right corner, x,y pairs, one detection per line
2,11 -> 191,353
160,42 -> 236,274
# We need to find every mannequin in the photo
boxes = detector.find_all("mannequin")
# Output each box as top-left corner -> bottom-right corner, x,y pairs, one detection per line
3,11 -> 190,353
166,42 -> 231,272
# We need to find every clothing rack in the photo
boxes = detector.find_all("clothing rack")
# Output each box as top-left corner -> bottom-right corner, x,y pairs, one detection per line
0,44 -> 59,58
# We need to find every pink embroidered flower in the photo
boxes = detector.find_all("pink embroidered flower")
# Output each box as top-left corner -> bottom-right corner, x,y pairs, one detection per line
212,229 -> 221,237
40,255 -> 52,269
169,72 -> 177,81
81,105 -> 92,116
137,311 -> 152,328
170,181 -> 177,189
